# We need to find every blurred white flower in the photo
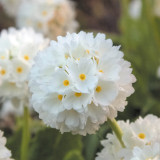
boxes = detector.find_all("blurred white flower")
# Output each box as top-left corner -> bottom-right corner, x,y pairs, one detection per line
29,31 -> 136,135
157,66 -> 160,78
129,0 -> 142,19
16,0 -> 78,39
154,0 -> 160,17
0,27 -> 48,116
131,143 -> 160,160
96,114 -> 160,160
0,130 -> 13,160
0,0 -> 21,17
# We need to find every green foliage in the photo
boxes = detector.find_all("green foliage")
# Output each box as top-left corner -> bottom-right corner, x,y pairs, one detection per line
29,128 -> 83,160
7,128 -> 22,160
63,150 -> 84,160
6,122 -> 83,160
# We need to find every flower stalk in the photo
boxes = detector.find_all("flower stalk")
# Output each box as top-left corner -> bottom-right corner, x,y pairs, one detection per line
108,118 -> 125,148
21,106 -> 30,160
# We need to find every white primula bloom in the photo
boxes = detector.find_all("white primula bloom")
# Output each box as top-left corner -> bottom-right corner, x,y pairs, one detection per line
0,27 -> 48,116
129,0 -> 142,19
29,31 -> 136,135
16,0 -> 78,39
0,130 -> 13,160
0,0 -> 21,17
96,114 -> 160,160
131,143 -> 160,160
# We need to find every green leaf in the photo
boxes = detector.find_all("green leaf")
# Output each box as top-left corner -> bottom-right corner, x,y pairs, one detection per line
63,150 -> 84,160
29,127 -> 83,160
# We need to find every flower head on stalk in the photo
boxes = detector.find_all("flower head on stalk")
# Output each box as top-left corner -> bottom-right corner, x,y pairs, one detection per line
0,27 -> 48,116
29,31 -> 136,135
16,0 -> 78,39
96,114 -> 160,160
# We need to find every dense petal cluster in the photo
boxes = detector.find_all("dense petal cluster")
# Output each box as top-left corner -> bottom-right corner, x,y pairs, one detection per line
96,114 -> 160,160
0,28 -> 48,115
0,0 -> 21,17
16,0 -> 78,39
29,31 -> 136,135
0,130 -> 13,160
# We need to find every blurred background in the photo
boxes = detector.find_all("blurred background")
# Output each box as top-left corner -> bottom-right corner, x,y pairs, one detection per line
0,0 -> 160,160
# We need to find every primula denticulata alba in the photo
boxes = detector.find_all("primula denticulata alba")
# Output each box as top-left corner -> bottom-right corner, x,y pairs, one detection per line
96,114 -> 160,160
0,28 -> 48,116
29,31 -> 136,135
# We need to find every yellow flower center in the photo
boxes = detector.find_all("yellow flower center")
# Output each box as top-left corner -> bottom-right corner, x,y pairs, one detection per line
86,49 -> 90,54
96,86 -> 102,92
65,54 -> 69,59
74,92 -> 82,97
99,70 -> 103,73
79,74 -> 86,80
0,56 -> 5,59
94,57 -> 99,64
138,133 -> 146,139
42,11 -> 47,16
16,67 -> 23,73
24,55 -> 29,61
38,22 -> 42,28
0,69 -> 6,75
58,95 -> 63,101
63,80 -> 70,86
95,51 -> 98,54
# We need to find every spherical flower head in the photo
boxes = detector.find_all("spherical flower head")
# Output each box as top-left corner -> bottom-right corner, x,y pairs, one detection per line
0,130 -> 13,159
0,0 -> 21,17
0,27 -> 49,115
29,31 -> 136,135
16,0 -> 79,39
96,114 -> 160,160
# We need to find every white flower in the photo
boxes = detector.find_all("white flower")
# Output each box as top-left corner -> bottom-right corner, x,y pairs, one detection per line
16,0 -> 78,39
0,0 -> 21,17
0,130 -> 13,160
96,114 -> 160,160
129,0 -> 142,19
0,27 -> 48,116
131,143 -> 160,160
29,31 -> 136,135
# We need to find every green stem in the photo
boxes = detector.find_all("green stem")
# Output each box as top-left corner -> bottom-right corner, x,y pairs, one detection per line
21,107 -> 30,160
108,118 -> 125,148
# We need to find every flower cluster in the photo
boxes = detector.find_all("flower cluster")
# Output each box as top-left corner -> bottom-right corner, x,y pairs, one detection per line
96,114 -> 160,160
0,130 -> 13,160
0,28 -> 48,115
29,31 -> 136,135
16,0 -> 78,39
